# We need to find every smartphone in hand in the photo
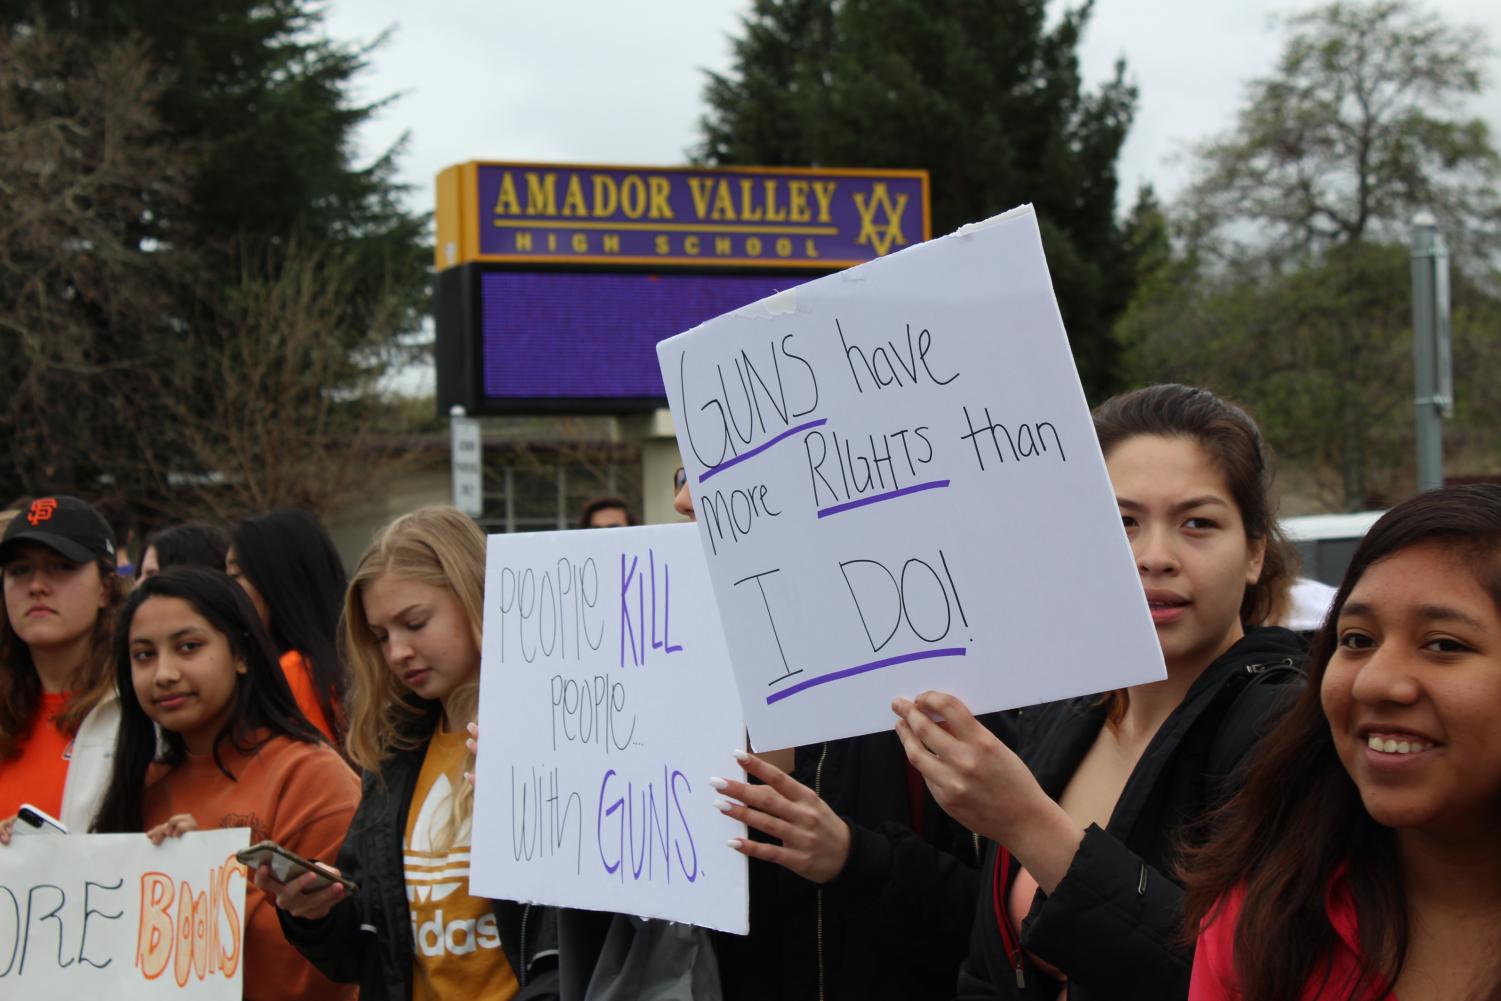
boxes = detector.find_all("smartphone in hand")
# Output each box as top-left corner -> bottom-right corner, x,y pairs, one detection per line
15,803 -> 69,836
236,840 -> 357,894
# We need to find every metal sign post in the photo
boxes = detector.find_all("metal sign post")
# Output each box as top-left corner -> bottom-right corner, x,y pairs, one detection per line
1410,211 -> 1452,493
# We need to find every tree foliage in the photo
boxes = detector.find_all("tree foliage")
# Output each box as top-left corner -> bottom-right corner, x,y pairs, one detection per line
1182,0 -> 1501,262
0,2 -> 428,517
1120,0 -> 1501,510
0,27 -> 193,496
695,0 -> 1142,399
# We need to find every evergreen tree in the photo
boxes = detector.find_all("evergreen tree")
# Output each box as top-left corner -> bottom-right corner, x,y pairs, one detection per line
0,1 -> 427,514
696,0 -> 1140,399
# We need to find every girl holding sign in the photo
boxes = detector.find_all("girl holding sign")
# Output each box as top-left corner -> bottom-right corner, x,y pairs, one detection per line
91,566 -> 360,1001
891,384 -> 1307,1001
256,506 -> 559,1001
1186,486 -> 1501,1000
0,496 -> 127,840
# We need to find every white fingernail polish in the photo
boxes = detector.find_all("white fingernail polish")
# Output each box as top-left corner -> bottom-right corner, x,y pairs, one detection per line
732,749 -> 749,762
714,799 -> 732,813
708,776 -> 728,791
727,838 -> 743,849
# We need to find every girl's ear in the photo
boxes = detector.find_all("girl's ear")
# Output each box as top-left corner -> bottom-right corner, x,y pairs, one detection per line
1245,535 -> 1268,586
234,658 -> 248,676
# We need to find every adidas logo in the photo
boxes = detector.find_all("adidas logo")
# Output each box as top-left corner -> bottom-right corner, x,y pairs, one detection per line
412,908 -> 501,957
406,772 -> 473,904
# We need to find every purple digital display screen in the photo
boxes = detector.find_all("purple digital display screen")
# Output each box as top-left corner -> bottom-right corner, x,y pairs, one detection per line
479,271 -> 812,400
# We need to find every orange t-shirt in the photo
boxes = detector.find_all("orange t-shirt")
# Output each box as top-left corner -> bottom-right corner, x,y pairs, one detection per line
0,691 -> 73,820
143,734 -> 360,1001
279,649 -> 338,744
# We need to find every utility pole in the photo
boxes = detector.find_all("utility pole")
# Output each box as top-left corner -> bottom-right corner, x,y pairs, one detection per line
1410,211 -> 1452,493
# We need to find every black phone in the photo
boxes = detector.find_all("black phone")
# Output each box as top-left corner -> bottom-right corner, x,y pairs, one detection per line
235,840 -> 358,893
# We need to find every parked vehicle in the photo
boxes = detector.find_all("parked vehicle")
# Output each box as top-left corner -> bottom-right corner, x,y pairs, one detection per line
1280,511 -> 1385,586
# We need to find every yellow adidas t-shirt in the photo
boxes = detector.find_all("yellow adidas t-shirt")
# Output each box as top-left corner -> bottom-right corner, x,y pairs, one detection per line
405,729 -> 519,1001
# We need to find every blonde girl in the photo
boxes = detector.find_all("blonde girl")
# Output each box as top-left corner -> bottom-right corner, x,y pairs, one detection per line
257,506 -> 559,1001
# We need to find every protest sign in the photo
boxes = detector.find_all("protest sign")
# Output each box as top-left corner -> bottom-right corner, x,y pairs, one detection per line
1,828 -> 249,1000
469,523 -> 748,934
656,205 -> 1166,750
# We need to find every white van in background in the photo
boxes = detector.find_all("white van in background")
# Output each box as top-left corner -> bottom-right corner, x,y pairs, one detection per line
1280,510 -> 1386,586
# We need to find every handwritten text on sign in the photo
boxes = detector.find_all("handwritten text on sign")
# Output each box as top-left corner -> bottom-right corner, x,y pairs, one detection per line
469,524 -> 748,934
657,205 -> 1166,750
0,829 -> 249,1000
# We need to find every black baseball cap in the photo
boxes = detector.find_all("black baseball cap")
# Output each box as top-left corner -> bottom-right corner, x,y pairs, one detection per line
0,496 -> 117,567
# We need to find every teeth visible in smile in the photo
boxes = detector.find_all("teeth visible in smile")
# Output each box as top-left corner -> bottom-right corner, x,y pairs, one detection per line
1368,735 -> 1431,755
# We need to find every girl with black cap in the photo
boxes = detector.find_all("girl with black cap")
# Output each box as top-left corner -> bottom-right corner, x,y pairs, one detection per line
0,495 -> 128,839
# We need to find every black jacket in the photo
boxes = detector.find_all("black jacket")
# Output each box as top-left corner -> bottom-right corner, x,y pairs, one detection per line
718,715 -> 1016,1001
278,708 -> 560,1001
955,627 -> 1306,1001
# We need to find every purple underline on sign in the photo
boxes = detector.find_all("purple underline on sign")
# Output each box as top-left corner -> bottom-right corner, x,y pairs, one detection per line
815,479 -> 951,519
699,418 -> 828,484
765,647 -> 968,705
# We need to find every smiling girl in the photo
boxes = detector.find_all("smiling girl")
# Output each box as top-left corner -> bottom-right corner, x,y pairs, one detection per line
0,496 -> 127,838
891,384 -> 1307,1001
91,566 -> 359,1001
258,506 -> 557,1001
1186,485 -> 1501,1000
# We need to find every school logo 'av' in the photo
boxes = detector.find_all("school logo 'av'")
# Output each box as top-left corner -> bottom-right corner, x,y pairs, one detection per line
854,182 -> 910,256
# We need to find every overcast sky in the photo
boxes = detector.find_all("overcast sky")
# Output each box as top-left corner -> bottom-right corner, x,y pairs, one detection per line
325,0 -> 1501,216
321,0 -> 1500,393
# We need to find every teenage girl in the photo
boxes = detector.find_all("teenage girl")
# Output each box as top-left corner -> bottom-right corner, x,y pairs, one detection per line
91,566 -> 359,1001
892,384 -> 1307,1000
0,496 -> 126,838
227,509 -> 348,744
256,506 -> 558,1000
1187,485 -> 1501,1000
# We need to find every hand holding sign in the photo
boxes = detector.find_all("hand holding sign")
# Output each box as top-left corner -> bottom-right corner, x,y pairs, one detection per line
893,691 -> 1081,894
144,812 -> 198,844
712,750 -> 852,884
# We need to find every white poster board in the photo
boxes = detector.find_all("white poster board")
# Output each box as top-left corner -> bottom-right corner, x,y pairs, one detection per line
656,205 -> 1165,750
470,524 -> 748,934
0,829 -> 249,1000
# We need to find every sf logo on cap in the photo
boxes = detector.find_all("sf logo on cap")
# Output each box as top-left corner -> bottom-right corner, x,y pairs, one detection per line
27,498 -> 58,525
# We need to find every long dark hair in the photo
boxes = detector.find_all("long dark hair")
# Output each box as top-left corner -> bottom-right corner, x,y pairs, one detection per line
1183,484 -> 1501,1000
229,510 -> 348,739
1093,384 -> 1297,725
138,522 -> 231,577
92,567 -> 324,833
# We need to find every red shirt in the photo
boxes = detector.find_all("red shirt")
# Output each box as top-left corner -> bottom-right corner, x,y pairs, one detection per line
0,691 -> 73,819
1190,865 -> 1394,1001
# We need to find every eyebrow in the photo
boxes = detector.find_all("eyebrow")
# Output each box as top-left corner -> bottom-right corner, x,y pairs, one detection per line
1340,601 -> 1488,631
1116,495 -> 1230,514
372,603 -> 427,626
131,627 -> 207,645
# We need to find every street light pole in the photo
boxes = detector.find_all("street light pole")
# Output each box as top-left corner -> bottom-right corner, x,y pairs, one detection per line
1410,211 -> 1452,493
